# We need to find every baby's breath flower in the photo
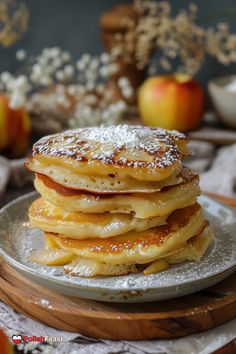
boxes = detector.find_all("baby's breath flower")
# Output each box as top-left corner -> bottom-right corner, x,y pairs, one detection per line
99,66 -> 109,78
89,58 -> 99,70
121,86 -> 133,98
0,45 -> 131,126
9,93 -> 25,108
1,71 -> 12,83
55,70 -> 65,81
63,65 -> 75,80
16,49 -> 26,61
61,51 -> 71,62
118,77 -> 130,88
100,52 -> 110,63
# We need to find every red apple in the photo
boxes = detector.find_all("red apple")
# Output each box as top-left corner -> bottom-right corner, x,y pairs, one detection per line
138,74 -> 204,131
0,95 -> 31,157
0,328 -> 14,353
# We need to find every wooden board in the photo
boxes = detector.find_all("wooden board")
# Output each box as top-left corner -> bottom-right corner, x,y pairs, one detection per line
0,193 -> 235,340
0,261 -> 235,340
205,192 -> 236,209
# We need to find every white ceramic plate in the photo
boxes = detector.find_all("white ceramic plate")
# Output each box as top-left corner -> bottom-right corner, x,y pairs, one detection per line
0,192 -> 235,303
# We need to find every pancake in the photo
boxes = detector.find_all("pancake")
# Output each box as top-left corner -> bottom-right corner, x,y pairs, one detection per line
29,198 -> 169,239
166,226 -> 213,264
25,125 -> 189,193
26,125 -> 213,279
28,159 -> 183,193
45,203 -> 207,265
63,226 -> 213,276
29,225 -> 212,276
34,167 -> 200,218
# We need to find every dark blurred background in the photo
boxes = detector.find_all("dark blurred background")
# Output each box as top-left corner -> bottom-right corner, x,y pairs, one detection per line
1,0 -> 236,87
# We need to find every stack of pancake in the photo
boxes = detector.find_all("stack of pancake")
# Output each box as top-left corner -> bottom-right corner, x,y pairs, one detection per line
26,125 -> 213,277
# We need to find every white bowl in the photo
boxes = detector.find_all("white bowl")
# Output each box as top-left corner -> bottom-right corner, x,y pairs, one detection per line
208,75 -> 236,129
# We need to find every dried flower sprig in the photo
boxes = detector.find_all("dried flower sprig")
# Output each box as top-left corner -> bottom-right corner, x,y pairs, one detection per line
0,47 -> 132,131
0,0 -> 29,47
115,0 -> 236,75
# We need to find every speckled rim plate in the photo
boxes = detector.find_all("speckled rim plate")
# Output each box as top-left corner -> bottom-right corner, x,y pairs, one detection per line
0,192 -> 235,303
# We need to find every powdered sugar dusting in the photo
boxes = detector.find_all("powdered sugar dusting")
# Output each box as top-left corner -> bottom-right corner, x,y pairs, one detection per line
32,125 -> 187,169
82,125 -> 183,149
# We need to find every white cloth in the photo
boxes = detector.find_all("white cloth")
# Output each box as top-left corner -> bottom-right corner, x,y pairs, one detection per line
0,156 -> 10,200
200,144 -> 236,197
0,157 -> 33,193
